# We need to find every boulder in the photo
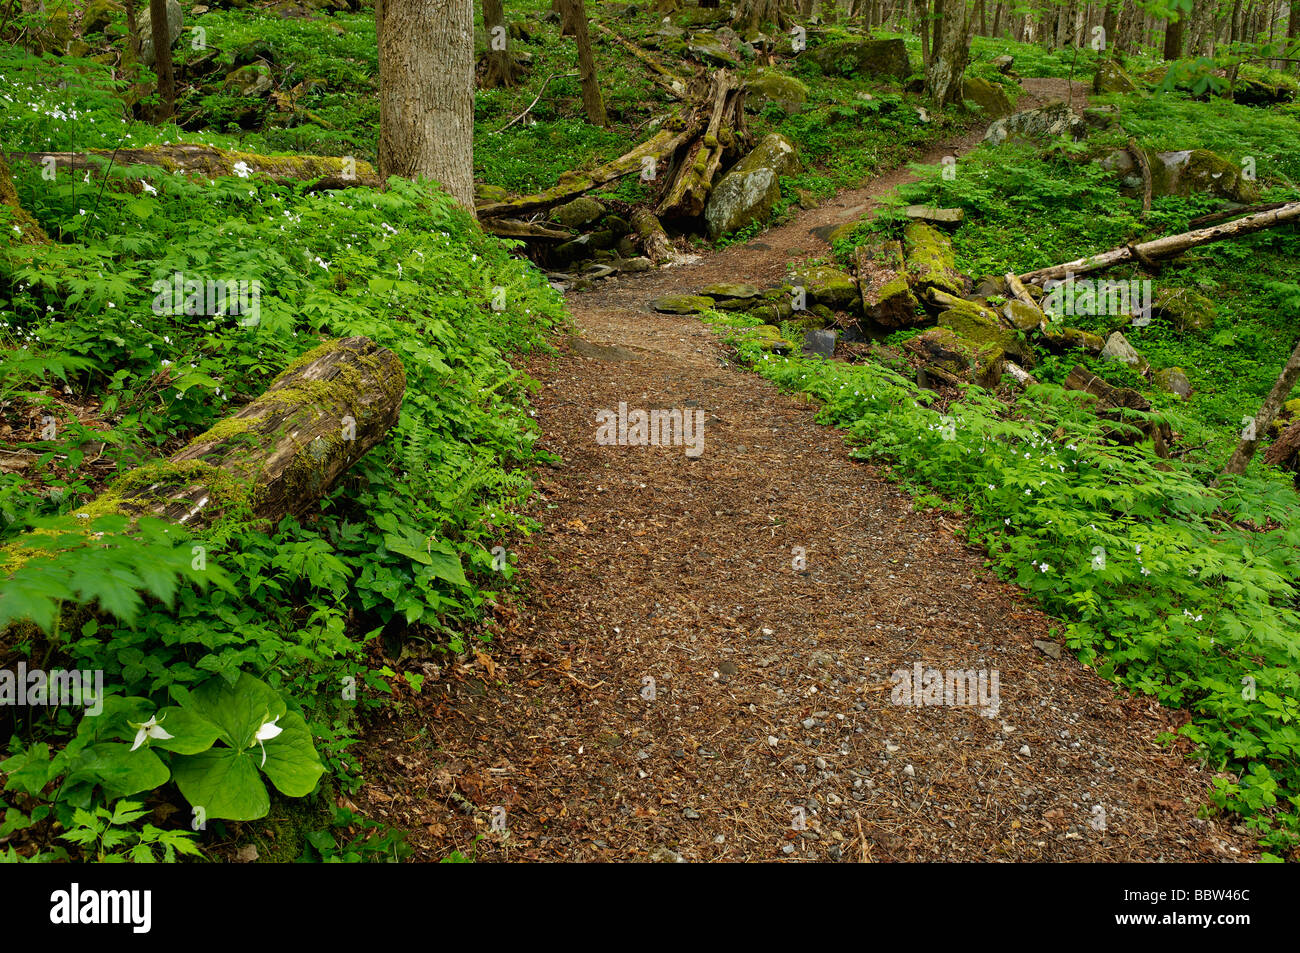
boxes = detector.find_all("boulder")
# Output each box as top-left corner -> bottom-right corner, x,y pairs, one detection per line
902,222 -> 965,301
747,324 -> 795,354
1003,299 -> 1045,332
1232,77 -> 1297,106
1152,287 -> 1215,333
1041,326 -> 1105,354
1092,61 -> 1139,94
1100,148 -> 1259,203
856,241 -> 921,329
962,77 -> 1014,118
991,55 -> 1016,74
688,33 -> 739,68
703,133 -> 799,240
699,282 -> 761,301
136,0 -> 184,67
905,326 -> 1004,389
1099,331 -> 1149,374
651,294 -> 715,314
807,38 -> 909,79
1152,366 -> 1192,398
745,71 -> 809,114
937,299 -> 1034,366
791,264 -> 858,310
224,62 -> 273,97
551,197 -> 606,229
82,0 -> 124,35
983,101 -> 1085,146
802,329 -> 837,358
904,205 -> 964,226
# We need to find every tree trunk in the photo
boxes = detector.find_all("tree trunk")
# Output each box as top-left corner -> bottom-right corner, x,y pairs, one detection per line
149,0 -> 176,121
565,0 -> 607,126
1162,12 -> 1185,58
926,0 -> 973,105
378,0 -> 476,210
1102,1 -> 1119,52
735,0 -> 792,34
1221,337 -> 1300,476
1289,0 -> 1300,71
918,0 -> 932,65
481,0 -> 521,88
53,337 -> 403,533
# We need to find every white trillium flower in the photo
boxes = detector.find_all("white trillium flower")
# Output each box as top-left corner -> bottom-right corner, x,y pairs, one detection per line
130,714 -> 174,751
141,180 -> 157,195
253,716 -> 283,767
233,160 -> 251,178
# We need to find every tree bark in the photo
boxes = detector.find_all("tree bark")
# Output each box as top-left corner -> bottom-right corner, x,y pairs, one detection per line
378,0 -> 476,210
1221,337 -> 1300,477
630,208 -> 676,263
149,0 -> 176,121
1162,11 -> 1185,58
481,0 -> 521,88
565,0 -> 607,126
1019,201 -> 1300,284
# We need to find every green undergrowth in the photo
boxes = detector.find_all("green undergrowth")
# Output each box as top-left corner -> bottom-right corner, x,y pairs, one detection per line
1,110 -> 565,857
708,308 -> 1300,858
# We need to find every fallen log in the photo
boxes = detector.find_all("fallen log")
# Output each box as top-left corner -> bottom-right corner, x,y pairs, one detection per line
1062,364 -> 1171,458
64,336 -> 403,531
1019,201 -> 1300,285
482,218 -> 574,241
630,207 -> 676,263
6,145 -> 382,191
0,153 -> 49,244
475,120 -> 700,219
594,22 -> 689,100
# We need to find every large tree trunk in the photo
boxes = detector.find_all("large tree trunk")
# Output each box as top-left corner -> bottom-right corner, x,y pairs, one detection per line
1221,337 -> 1300,477
69,337 -> 403,531
149,0 -> 176,121
378,0 -> 476,210
1162,11 -> 1185,58
1019,201 -> 1300,284
926,0 -> 973,105
734,0 -> 792,34
565,0 -> 607,126
1102,1 -> 1119,51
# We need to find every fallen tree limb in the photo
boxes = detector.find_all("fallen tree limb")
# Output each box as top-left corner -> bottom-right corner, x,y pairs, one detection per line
656,69 -> 747,220
6,145 -> 381,191
594,22 -> 690,100
482,218 -> 574,241
1019,201 -> 1300,285
68,336 -> 404,530
1187,201 -> 1290,229
476,119 -> 700,218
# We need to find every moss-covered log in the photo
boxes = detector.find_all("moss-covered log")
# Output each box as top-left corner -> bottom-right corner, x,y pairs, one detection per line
6,145 -> 382,191
475,120 -> 700,218
0,153 -> 49,245
74,336 -> 404,530
655,70 -> 747,221
1063,364 -> 1172,458
630,208 -> 675,263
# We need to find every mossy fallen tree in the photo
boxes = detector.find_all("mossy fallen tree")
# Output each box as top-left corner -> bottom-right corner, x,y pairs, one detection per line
65,336 -> 404,532
655,70 -> 748,221
6,144 -> 382,191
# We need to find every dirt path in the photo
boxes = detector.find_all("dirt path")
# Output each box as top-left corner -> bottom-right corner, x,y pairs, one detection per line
358,80 -> 1255,861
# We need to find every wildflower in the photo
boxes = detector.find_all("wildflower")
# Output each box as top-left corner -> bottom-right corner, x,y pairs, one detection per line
129,715 -> 174,751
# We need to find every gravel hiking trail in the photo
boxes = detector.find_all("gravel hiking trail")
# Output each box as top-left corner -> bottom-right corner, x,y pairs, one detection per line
357,80 -> 1256,862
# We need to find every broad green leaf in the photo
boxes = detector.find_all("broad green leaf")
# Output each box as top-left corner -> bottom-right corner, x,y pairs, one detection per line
258,710 -> 326,797
171,747 -> 270,822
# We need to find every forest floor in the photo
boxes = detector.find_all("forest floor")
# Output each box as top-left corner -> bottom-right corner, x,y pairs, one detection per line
356,79 -> 1258,862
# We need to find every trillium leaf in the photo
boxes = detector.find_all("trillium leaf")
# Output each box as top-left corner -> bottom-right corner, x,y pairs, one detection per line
172,747 -> 271,822
173,672 -> 286,750
145,706 -> 222,755
66,742 -> 171,802
258,710 -> 326,798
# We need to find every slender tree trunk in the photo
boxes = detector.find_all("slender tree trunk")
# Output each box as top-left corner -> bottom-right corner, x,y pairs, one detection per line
149,0 -> 175,121
481,0 -> 519,88
1102,1 -> 1119,52
564,0 -> 606,126
1221,337 -> 1300,477
1289,0 -> 1300,71
919,0 -> 932,66
1162,11 -> 1185,58
377,0 -> 476,210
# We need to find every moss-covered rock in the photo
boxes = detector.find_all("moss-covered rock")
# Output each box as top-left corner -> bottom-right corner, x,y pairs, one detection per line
703,133 -> 799,239
791,264 -> 858,310
1153,366 -> 1192,398
474,183 -> 510,204
857,240 -> 921,329
905,326 -> 1004,389
1092,61 -> 1139,94
962,77 -> 1014,117
551,196 -> 606,229
1003,299 -> 1045,332
136,0 -> 183,67
1151,149 -> 1259,203
651,294 -> 715,314
82,0 -> 124,35
983,101 -> 1085,146
745,71 -> 809,114
1042,326 -> 1105,354
938,299 -> 1033,366
747,323 -> 794,354
699,282 -> 761,301
1099,331 -> 1149,374
1152,287 -> 1216,333
902,222 -> 965,300
808,38 -> 910,79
